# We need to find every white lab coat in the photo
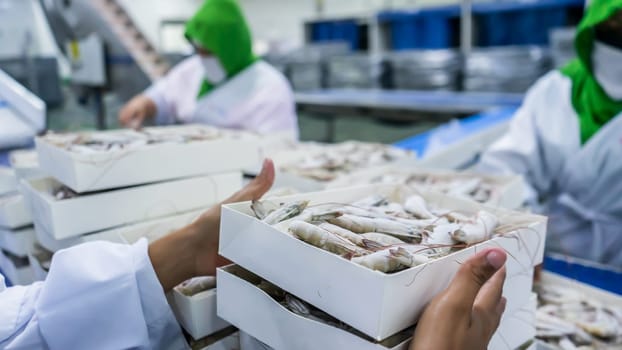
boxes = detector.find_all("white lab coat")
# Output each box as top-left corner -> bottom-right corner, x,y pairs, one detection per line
478,70 -> 622,267
0,239 -> 189,350
145,56 -> 299,138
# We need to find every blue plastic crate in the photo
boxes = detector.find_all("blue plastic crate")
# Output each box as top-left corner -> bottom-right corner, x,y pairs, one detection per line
473,0 -> 583,46
310,19 -> 360,50
379,8 -> 460,50
544,254 -> 622,295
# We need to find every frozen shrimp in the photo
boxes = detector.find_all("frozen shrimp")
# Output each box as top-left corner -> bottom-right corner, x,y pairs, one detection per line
263,200 -> 309,225
452,211 -> 499,244
403,194 -> 435,219
423,223 -> 460,254
446,178 -> 482,197
175,276 -> 217,296
360,232 -> 405,246
288,220 -> 366,256
390,247 -> 431,268
328,214 -> 420,240
351,248 -> 404,273
251,200 -> 278,220
352,195 -> 388,208
318,222 -> 364,246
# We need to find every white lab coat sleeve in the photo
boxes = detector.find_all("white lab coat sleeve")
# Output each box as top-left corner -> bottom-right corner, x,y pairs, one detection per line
476,75 -> 559,206
252,83 -> 298,138
144,77 -> 177,125
0,239 -> 188,350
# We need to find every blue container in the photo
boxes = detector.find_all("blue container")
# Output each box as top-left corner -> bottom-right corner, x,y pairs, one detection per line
473,0 -> 583,46
310,19 -> 360,50
379,6 -> 460,50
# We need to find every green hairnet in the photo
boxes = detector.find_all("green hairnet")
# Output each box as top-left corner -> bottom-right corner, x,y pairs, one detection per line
561,0 -> 622,143
185,0 -> 256,78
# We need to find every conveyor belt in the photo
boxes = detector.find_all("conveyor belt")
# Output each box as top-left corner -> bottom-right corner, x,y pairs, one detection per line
295,89 -> 524,115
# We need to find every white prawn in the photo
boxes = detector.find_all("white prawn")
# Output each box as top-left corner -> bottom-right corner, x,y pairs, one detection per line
451,211 -> 499,244
262,200 -> 310,225
328,214 -> 421,240
403,194 -> 435,219
288,220 -> 367,256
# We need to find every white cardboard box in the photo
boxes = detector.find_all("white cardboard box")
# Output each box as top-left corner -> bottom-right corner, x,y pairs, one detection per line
0,250 -> 34,285
35,125 -> 260,192
22,172 -> 240,240
489,293 -> 537,350
218,265 -> 412,350
167,284 -> 230,340
219,265 -> 535,350
0,226 -> 35,257
0,193 -> 33,229
32,209 -> 205,252
219,184 -> 547,340
9,149 -> 45,180
0,167 -> 17,195
327,165 -> 525,210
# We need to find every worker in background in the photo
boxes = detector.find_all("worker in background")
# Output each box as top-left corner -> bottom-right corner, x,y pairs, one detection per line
478,0 -> 622,266
118,0 -> 298,138
0,160 -> 507,349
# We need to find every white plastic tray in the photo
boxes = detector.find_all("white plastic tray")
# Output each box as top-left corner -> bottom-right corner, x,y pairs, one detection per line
22,172 -> 240,239
32,208 -> 205,252
218,265 -> 536,350
220,184 -> 547,340
167,285 -> 230,340
0,166 -> 17,195
36,125 -> 260,192
0,226 -> 35,257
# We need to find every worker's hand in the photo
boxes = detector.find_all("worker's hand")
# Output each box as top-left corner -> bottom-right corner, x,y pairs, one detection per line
149,159 -> 275,291
118,95 -> 156,129
190,159 -> 275,276
410,248 -> 507,350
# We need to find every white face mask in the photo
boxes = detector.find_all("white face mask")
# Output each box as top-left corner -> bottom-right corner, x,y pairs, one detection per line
592,41 -> 622,100
201,57 -> 226,84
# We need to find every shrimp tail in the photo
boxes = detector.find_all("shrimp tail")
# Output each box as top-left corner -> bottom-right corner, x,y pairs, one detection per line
361,239 -> 387,252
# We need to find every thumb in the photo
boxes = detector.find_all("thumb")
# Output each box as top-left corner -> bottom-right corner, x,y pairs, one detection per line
444,248 -> 507,315
225,158 -> 275,204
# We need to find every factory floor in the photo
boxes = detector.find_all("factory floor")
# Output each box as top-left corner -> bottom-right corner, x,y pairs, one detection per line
47,91 -> 438,144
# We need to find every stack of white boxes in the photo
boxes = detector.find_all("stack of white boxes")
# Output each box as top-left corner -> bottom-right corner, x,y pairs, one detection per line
19,125 -> 260,348
217,184 -> 546,350
0,166 -> 36,285
5,149 -> 54,282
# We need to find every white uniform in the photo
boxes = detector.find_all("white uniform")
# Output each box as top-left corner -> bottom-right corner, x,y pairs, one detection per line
478,71 -> 622,267
0,239 -> 188,349
145,56 -> 299,138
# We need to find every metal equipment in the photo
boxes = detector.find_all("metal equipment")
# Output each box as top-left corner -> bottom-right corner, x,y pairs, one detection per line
464,46 -> 552,93
387,49 -> 461,91
0,68 -> 46,150
325,53 -> 388,89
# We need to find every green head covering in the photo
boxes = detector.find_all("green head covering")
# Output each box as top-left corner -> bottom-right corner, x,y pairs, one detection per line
185,0 -> 257,98
561,0 -> 622,144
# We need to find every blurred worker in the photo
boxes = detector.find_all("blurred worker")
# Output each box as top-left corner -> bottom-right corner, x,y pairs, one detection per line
0,160 -> 507,349
118,0 -> 298,138
478,0 -> 622,266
